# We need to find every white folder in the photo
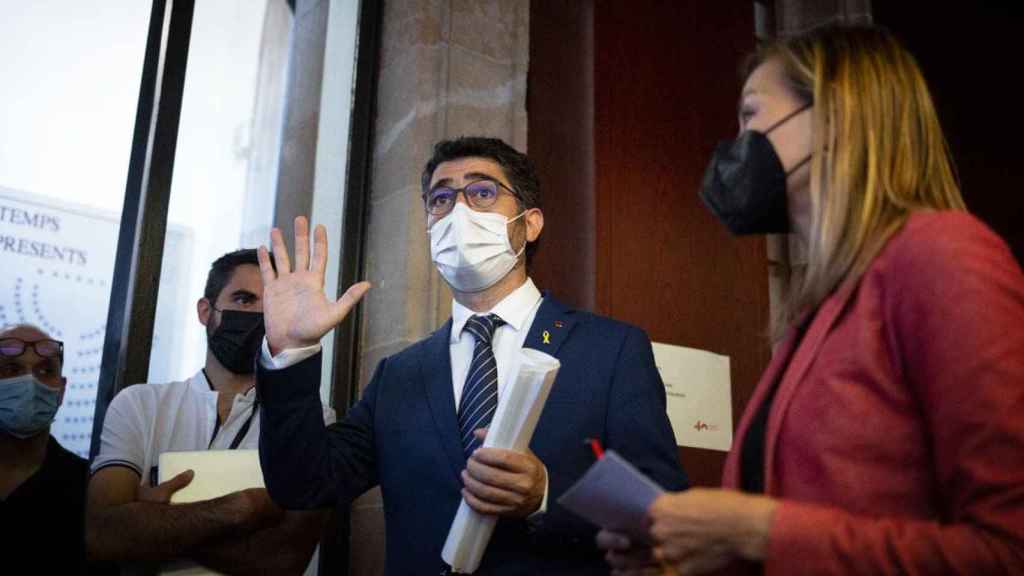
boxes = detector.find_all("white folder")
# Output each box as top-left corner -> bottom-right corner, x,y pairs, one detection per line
157,449 -> 265,504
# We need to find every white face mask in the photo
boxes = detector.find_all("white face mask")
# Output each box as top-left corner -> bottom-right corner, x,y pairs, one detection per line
429,202 -> 527,293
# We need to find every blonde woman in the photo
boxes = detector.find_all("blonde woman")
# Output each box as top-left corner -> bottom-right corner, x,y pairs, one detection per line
599,25 -> 1024,575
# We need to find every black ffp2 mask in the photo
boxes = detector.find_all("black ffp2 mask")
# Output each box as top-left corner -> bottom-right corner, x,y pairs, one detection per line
208,310 -> 265,375
699,104 -> 811,235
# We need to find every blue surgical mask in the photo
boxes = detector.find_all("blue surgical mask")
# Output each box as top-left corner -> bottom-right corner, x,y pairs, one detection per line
0,374 -> 61,439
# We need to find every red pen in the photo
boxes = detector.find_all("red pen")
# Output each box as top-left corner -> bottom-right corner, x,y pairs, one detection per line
586,438 -> 604,460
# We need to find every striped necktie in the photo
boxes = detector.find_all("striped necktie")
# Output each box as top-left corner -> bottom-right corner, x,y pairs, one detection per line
458,314 -> 504,458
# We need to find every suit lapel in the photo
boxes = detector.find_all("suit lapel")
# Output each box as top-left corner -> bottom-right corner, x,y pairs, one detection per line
420,295 -> 581,483
523,295 -> 578,357
420,319 -> 466,482
721,328 -> 802,488
762,282 -> 859,493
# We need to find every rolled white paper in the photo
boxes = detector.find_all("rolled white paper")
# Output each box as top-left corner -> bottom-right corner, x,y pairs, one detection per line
441,348 -> 561,573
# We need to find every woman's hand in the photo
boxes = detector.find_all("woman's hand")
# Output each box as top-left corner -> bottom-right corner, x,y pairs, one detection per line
648,488 -> 778,575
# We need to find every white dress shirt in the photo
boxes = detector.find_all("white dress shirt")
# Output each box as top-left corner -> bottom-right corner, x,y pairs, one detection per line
260,277 -> 549,514
449,277 -> 543,411
261,277 -> 544,400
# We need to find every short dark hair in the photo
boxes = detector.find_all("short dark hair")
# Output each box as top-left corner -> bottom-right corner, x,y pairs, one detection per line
421,137 -> 542,263
203,249 -> 269,303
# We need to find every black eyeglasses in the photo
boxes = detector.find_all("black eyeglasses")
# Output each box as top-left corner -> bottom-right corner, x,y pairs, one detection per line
424,179 -> 519,216
0,338 -> 64,360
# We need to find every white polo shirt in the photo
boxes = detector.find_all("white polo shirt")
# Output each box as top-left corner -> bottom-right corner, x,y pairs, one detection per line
92,369 -> 336,485
92,370 -> 335,575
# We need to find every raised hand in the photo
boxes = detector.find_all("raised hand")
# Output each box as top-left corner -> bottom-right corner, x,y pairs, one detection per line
258,216 -> 371,355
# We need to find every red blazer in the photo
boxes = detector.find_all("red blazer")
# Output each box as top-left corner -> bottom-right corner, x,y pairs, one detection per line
722,211 -> 1024,574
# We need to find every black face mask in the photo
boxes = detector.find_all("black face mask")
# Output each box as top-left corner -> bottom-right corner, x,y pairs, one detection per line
208,310 -> 265,375
699,104 -> 812,235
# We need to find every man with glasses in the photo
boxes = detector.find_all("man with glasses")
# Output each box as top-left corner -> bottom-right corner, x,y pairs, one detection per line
0,324 -> 103,574
256,137 -> 690,574
86,249 -> 331,575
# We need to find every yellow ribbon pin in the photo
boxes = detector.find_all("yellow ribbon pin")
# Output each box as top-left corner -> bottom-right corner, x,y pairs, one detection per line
542,330 -> 551,344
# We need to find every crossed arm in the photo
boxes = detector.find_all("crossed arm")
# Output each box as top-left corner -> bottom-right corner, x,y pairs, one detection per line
86,466 -> 326,575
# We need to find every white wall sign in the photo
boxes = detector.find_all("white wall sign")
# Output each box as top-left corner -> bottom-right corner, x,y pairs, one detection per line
652,342 -> 733,452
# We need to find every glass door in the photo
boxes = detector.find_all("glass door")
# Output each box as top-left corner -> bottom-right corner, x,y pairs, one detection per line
0,0 -> 153,456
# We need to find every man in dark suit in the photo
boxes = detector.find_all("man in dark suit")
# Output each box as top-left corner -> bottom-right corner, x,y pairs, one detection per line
255,137 -> 688,574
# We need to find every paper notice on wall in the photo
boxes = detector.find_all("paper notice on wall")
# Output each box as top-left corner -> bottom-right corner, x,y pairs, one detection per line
652,342 -> 732,452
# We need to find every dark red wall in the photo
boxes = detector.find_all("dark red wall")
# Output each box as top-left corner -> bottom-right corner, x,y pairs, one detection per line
531,0 -> 769,487
874,4 -> 1022,263
528,0 -> 597,311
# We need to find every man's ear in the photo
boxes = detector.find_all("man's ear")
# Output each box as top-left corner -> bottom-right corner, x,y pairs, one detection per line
525,208 -> 544,243
58,377 -> 67,405
198,298 -> 212,327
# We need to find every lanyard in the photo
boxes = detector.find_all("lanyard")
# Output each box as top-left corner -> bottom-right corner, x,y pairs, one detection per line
204,369 -> 259,450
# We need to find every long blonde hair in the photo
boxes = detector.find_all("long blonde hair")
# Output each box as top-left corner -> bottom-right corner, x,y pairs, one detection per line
752,26 -> 966,340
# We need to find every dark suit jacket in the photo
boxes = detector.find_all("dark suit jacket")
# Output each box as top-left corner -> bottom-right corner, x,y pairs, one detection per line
258,295 -> 688,575
722,212 -> 1024,574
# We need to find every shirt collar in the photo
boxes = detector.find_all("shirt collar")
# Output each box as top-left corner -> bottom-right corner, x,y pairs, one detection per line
190,369 -> 213,394
190,369 -> 256,400
450,277 -> 543,343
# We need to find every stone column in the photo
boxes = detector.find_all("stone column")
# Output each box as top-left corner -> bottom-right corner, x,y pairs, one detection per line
272,0 -> 329,234
350,1 -> 529,573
